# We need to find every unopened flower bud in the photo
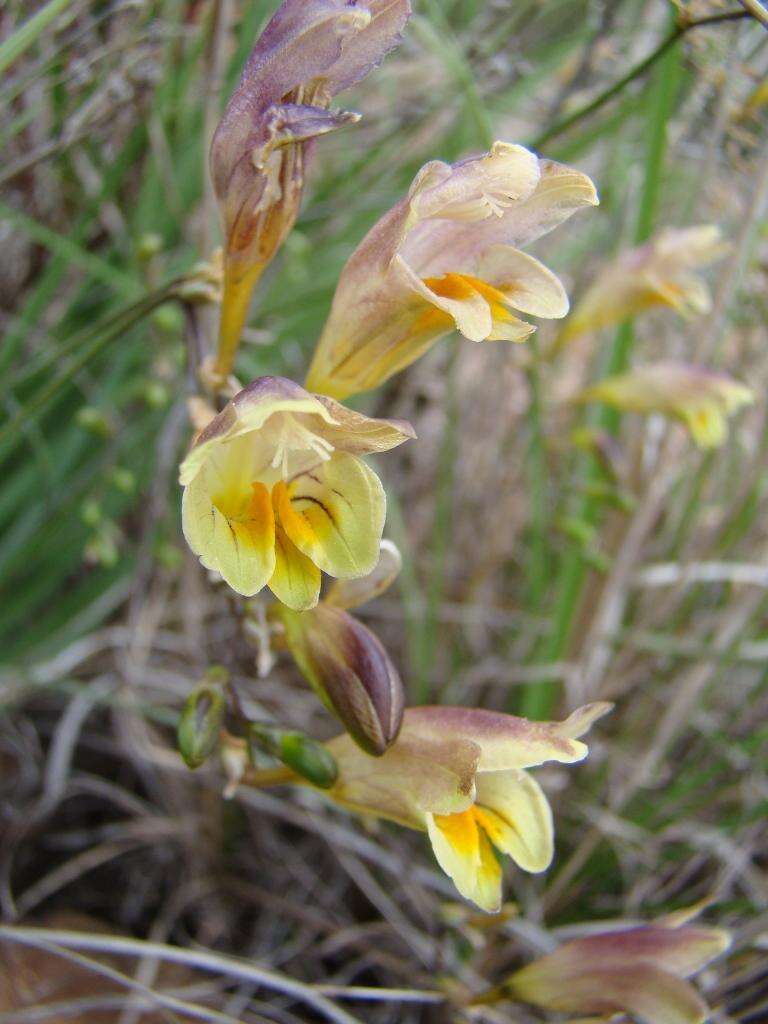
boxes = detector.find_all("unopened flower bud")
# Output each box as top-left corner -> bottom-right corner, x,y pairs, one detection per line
76,406 -> 113,438
110,467 -> 136,494
279,605 -> 404,756
248,722 -> 338,789
143,380 -> 170,409
177,682 -> 225,769
137,232 -> 163,260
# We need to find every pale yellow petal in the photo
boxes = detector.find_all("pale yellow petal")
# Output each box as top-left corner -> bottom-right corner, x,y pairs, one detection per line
268,523 -> 321,610
182,476 -> 275,596
277,453 -> 385,579
478,244 -> 569,318
311,395 -> 416,454
474,770 -> 553,873
396,255 -> 492,341
426,810 -> 503,913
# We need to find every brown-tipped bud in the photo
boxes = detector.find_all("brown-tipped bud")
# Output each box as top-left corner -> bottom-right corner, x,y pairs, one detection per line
279,605 -> 404,756
248,722 -> 338,789
177,683 -> 225,769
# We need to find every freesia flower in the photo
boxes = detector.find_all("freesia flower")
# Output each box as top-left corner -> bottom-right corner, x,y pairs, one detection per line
179,376 -> 414,608
577,362 -> 754,448
504,905 -> 730,1024
306,143 -> 598,399
318,701 -> 612,911
210,0 -> 412,377
559,226 -> 728,345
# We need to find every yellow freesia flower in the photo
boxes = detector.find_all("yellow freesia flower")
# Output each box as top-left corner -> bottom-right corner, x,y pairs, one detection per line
577,362 -> 753,448
317,701 -> 612,912
559,226 -> 728,345
179,376 -> 414,608
306,142 -> 598,399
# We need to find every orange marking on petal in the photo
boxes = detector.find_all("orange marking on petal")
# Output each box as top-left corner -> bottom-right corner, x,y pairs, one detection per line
433,807 -> 480,857
273,479 -> 318,547
229,480 -> 275,554
422,273 -> 516,332
422,272 -> 478,302
474,806 -> 514,849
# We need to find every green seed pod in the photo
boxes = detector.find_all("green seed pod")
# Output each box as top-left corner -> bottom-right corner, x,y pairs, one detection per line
248,722 -> 338,789
177,683 -> 225,769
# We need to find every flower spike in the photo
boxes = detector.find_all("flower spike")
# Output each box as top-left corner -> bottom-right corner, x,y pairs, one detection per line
210,0 -> 412,379
306,144 -> 597,399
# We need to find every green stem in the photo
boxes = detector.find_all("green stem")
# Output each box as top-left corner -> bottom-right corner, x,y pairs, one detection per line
524,337 -> 549,608
530,10 -> 749,151
416,348 -> 459,702
520,13 -> 684,719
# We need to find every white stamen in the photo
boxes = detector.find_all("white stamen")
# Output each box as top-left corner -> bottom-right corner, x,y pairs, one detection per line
268,415 -> 335,478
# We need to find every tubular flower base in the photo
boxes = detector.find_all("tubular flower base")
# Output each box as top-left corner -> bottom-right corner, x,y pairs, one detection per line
559,225 -> 728,345
210,0 -> 412,375
577,362 -> 754,448
313,702 -> 612,912
505,907 -> 731,1024
306,142 -> 598,400
179,376 -> 414,607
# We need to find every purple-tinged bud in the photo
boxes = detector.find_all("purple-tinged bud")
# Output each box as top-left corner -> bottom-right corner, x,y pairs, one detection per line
504,919 -> 730,1023
279,604 -> 404,756
210,0 -> 412,377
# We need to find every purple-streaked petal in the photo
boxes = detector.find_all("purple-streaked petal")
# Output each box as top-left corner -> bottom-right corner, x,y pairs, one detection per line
399,702 -> 613,772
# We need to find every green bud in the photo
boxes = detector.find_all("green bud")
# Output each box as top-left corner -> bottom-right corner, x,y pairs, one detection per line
177,684 -> 225,769
76,406 -> 113,438
80,499 -> 102,527
137,232 -> 163,260
248,722 -> 338,789
84,527 -> 119,568
151,303 -> 183,335
142,380 -> 169,409
110,467 -> 136,494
